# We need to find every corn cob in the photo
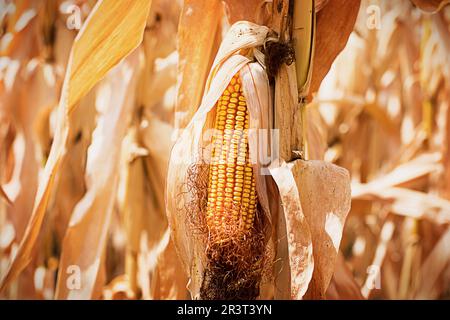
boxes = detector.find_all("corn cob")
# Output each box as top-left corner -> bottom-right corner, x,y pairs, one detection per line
206,73 -> 257,236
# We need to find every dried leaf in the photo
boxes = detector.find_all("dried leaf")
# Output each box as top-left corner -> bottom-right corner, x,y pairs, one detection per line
175,0 -> 222,129
166,22 -> 270,298
353,186 -> 450,224
415,229 -> 450,299
361,220 -> 395,298
309,0 -> 361,95
55,52 -> 139,299
410,0 -> 450,12
0,0 -> 152,293
292,160 -> 351,299
352,153 -> 442,196
326,252 -> 364,300
270,161 -> 314,300
0,184 -> 11,205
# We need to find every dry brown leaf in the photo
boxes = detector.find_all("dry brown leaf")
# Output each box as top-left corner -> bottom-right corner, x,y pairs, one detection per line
119,118 -> 170,296
353,186 -> 450,224
7,62 -> 61,240
50,91 -> 97,243
361,220 -> 395,298
0,0 -> 152,293
67,0 -> 152,111
352,153 -> 442,196
55,52 -> 139,299
292,160 -> 351,299
175,0 -> 222,129
270,161 -> 314,300
309,0 -> 361,96
326,252 -> 364,300
0,184 -> 11,205
410,0 -> 450,12
415,228 -> 450,299
150,237 -> 189,300
222,0 -> 269,24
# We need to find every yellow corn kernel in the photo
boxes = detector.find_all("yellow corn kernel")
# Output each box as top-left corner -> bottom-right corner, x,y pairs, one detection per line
206,73 -> 257,235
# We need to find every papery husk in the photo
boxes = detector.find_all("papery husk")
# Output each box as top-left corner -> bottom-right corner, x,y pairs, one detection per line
270,161 -> 314,300
270,160 -> 351,299
166,21 -> 273,299
295,160 -> 351,299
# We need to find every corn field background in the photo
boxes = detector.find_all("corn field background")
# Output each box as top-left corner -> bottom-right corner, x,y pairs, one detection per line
0,0 -> 449,300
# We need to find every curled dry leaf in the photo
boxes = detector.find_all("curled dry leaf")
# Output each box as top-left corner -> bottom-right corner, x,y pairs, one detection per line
352,152 -> 442,195
271,159 -> 351,299
292,160 -> 351,299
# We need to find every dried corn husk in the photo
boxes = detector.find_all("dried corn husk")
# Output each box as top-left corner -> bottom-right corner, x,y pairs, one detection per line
270,159 -> 351,299
166,21 -> 272,299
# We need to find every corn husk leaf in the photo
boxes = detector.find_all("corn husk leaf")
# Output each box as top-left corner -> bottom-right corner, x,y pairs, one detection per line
295,160 -> 351,298
271,159 -> 351,299
166,21 -> 271,298
270,161 -> 314,299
